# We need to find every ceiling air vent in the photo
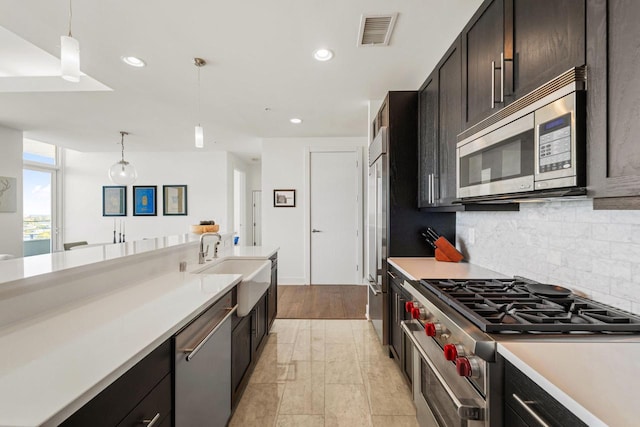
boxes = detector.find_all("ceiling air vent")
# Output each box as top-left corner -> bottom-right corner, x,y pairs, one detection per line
357,13 -> 398,47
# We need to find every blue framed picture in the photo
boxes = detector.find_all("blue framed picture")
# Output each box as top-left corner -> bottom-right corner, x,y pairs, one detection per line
133,186 -> 157,216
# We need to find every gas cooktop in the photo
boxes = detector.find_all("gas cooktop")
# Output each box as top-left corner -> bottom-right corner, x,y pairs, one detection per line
419,278 -> 640,334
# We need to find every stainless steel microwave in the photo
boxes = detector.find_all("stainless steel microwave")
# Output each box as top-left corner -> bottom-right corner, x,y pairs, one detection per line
456,68 -> 586,201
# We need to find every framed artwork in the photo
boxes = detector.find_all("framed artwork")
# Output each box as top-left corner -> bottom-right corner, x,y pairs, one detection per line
273,189 -> 296,207
163,185 -> 188,216
133,186 -> 157,216
0,176 -> 17,213
102,186 -> 126,216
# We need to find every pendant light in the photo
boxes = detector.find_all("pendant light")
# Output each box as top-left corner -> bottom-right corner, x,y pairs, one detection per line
61,0 -> 80,82
194,57 -> 206,148
108,131 -> 137,185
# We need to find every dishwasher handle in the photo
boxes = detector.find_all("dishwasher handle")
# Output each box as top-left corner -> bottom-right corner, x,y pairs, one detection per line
182,304 -> 237,362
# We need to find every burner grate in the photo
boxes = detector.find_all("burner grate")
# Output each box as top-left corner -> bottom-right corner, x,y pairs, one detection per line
420,278 -> 640,334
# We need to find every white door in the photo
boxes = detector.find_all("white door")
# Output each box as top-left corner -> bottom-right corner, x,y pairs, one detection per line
252,190 -> 262,246
310,151 -> 359,284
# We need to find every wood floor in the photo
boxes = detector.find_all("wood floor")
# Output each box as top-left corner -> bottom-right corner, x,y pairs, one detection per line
277,285 -> 368,319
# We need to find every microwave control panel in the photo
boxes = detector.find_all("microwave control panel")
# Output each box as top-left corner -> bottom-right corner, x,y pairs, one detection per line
538,113 -> 572,173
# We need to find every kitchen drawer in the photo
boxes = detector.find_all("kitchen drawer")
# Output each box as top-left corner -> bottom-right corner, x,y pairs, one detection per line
60,339 -> 171,427
504,361 -> 586,427
117,374 -> 171,427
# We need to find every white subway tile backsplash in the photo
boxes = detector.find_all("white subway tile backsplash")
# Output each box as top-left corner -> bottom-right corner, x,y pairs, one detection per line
592,223 -> 633,243
610,242 -> 640,263
457,199 -> 640,315
592,259 -> 632,281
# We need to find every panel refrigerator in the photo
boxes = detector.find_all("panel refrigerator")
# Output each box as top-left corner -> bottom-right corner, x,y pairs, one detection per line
367,91 -> 456,345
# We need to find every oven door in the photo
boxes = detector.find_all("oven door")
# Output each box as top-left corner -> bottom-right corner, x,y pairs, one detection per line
402,321 -> 487,427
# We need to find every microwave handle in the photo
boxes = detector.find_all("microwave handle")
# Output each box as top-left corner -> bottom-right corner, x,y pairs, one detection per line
401,321 -> 482,421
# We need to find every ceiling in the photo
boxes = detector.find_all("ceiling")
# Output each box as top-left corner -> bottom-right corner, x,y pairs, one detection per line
0,0 -> 482,159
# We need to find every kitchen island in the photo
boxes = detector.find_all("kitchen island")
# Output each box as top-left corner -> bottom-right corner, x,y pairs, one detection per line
0,235 -> 278,427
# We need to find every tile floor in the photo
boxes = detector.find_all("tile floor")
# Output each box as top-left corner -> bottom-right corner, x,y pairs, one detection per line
229,319 -> 419,427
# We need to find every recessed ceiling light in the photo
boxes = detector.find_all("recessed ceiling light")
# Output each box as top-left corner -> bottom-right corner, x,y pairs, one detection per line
313,48 -> 334,62
121,56 -> 146,67
290,118 -> 303,124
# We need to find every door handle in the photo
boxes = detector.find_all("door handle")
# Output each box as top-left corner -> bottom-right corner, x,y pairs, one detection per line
491,60 -> 496,108
312,229 -> 322,233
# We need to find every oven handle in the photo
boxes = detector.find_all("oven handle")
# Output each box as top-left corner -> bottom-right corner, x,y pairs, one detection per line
401,321 -> 482,421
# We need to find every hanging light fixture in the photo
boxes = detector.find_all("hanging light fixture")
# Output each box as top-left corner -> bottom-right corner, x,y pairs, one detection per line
61,0 -> 80,82
194,57 -> 206,148
108,131 -> 137,185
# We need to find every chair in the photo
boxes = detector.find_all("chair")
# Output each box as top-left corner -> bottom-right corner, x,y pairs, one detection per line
63,241 -> 88,251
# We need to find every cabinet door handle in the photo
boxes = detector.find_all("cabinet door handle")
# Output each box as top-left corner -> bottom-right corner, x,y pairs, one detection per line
512,393 -> 550,427
182,305 -> 237,362
388,271 -> 398,280
491,60 -> 496,108
427,174 -> 433,204
431,173 -> 435,204
500,52 -> 505,103
142,413 -> 161,427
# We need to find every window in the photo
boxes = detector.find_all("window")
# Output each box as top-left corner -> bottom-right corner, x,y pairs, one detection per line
23,139 -> 62,256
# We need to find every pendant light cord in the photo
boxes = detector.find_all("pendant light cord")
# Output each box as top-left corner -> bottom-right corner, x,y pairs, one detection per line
197,65 -> 201,127
68,0 -> 73,37
120,132 -> 127,162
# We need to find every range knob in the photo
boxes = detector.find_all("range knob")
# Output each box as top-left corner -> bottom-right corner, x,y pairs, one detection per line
456,356 -> 480,378
405,301 -> 415,313
443,344 -> 465,361
424,322 -> 442,337
411,306 -> 428,320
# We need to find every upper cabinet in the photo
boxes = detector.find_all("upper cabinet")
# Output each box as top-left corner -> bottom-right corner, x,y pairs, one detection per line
462,0 -> 504,129
588,0 -> 640,209
461,0 -> 586,130
507,0 -> 585,99
418,38 -> 462,208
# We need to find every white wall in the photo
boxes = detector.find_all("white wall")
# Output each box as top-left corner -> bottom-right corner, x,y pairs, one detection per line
64,150 -> 230,243
227,153 -> 259,246
262,137 -> 367,284
457,199 -> 640,315
0,125 -> 23,256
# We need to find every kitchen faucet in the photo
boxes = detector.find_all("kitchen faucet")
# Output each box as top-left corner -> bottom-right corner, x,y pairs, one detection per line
198,232 -> 222,264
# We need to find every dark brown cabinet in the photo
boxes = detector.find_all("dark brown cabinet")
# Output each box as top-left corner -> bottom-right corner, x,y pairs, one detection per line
418,72 -> 438,208
60,340 -> 172,427
252,293 -> 268,354
231,254 -> 277,409
504,360 -> 587,426
267,255 -> 278,330
507,0 -> 585,99
588,0 -> 640,209
462,0 -> 504,129
462,0 -> 585,131
388,266 -> 413,385
231,313 -> 253,406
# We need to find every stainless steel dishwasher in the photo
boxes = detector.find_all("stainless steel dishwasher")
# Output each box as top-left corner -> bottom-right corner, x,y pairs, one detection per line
175,291 -> 236,427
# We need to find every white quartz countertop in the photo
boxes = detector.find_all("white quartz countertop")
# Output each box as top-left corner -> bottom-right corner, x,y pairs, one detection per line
499,340 -> 640,427
0,244 -> 278,427
0,234 -> 199,286
387,257 -> 506,281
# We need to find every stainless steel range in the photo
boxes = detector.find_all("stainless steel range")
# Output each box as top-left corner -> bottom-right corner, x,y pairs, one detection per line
401,277 -> 640,427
